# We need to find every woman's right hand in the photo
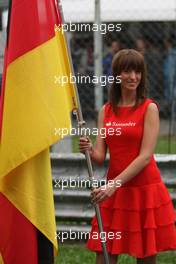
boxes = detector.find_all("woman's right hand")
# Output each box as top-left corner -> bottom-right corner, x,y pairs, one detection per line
79,136 -> 93,154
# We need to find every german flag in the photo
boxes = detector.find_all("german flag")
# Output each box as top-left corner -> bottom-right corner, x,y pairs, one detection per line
0,0 -> 77,263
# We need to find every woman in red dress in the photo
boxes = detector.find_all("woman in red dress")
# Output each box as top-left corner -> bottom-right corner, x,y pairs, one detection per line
79,49 -> 176,264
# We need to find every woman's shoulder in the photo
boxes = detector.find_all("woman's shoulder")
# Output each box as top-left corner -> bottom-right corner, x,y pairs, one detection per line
142,98 -> 159,112
102,102 -> 113,118
103,102 -> 112,111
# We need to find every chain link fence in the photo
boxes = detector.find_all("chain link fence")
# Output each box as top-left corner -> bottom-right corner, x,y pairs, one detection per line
71,22 -> 176,109
0,0 -> 176,153
68,0 -> 176,154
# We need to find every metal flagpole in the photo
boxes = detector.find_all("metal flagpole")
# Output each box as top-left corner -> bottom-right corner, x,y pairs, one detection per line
55,1 -> 110,263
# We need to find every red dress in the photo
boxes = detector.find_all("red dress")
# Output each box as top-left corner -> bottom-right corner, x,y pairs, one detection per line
86,98 -> 176,258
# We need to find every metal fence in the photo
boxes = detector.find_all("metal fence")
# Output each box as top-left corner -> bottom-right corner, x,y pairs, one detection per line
0,0 -> 176,153
67,20 -> 176,153
70,21 -> 176,117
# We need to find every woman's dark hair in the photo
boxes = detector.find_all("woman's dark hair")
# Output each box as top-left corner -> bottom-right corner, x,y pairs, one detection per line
109,49 -> 147,114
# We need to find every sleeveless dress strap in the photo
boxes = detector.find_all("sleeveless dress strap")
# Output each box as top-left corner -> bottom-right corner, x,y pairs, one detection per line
142,98 -> 160,115
103,102 -> 112,124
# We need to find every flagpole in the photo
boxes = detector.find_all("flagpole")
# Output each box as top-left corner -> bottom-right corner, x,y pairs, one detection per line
55,1 -> 110,263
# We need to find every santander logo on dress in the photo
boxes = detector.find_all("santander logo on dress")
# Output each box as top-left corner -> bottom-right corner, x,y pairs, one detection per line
106,121 -> 136,127
104,121 -> 137,138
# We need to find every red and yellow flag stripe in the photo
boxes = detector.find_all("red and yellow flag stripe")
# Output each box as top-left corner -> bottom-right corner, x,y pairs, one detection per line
0,0 -> 77,262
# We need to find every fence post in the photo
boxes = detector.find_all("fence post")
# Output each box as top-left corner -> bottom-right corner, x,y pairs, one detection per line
94,0 -> 103,112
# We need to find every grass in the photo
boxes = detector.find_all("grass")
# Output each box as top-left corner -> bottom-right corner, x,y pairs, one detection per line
155,136 -> 176,154
55,244 -> 176,264
72,135 -> 176,154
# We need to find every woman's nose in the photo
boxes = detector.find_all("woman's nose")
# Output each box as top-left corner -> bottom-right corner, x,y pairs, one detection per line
129,71 -> 136,79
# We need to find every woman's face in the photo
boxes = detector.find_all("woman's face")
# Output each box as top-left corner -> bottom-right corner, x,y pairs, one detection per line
120,70 -> 142,91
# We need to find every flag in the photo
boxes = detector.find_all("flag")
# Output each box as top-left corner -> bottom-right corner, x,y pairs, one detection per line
0,255 -> 4,264
0,0 -> 77,262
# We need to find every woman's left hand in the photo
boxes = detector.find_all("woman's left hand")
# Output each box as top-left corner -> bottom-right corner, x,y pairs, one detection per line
91,182 -> 117,204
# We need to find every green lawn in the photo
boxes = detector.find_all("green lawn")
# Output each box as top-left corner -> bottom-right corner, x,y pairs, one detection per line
155,136 -> 176,154
55,244 -> 176,264
72,135 -> 176,154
